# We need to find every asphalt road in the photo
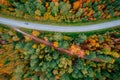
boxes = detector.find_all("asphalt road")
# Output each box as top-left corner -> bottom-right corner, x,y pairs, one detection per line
0,17 -> 120,32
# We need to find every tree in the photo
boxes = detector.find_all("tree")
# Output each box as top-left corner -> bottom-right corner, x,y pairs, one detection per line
24,0 -> 36,16
59,2 -> 71,16
36,2 -> 46,16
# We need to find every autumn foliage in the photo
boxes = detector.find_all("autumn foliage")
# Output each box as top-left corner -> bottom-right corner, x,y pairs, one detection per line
0,0 -> 120,23
0,25 -> 120,79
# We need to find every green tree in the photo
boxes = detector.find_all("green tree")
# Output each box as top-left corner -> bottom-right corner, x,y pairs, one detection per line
59,2 -> 71,16
24,0 -> 36,16
36,2 -> 46,16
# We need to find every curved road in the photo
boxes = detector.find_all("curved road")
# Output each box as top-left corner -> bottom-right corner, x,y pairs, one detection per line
0,17 -> 120,32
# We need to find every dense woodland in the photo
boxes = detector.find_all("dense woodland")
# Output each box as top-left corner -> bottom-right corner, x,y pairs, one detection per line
0,0 -> 120,80
0,0 -> 120,22
0,25 -> 120,80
